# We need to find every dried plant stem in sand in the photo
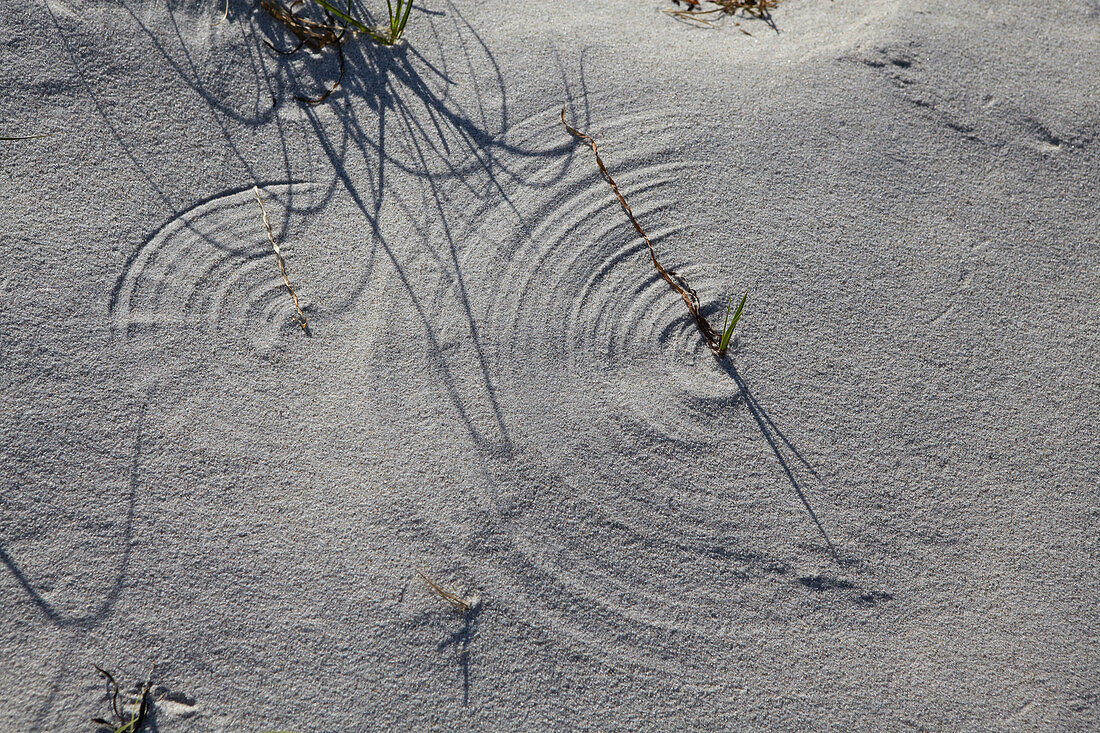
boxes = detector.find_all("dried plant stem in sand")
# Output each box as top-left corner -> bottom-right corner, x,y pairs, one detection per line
562,109 -> 745,357
665,0 -> 778,34
252,186 -> 308,333
417,570 -> 472,614
259,0 -> 348,104
91,666 -> 151,733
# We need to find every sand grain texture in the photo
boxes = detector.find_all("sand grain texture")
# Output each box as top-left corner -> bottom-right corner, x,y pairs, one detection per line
1,0 -> 1098,730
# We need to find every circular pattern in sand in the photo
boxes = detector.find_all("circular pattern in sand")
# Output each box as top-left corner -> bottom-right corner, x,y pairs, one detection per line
433,109 -> 810,676
109,182 -> 324,356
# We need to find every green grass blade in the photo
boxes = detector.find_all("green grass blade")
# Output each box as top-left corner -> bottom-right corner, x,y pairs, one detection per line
720,294 -> 733,337
719,291 -> 747,356
306,0 -> 369,32
398,0 -> 413,35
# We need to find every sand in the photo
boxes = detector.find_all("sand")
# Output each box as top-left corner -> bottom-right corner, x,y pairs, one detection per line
2,0 -> 1098,729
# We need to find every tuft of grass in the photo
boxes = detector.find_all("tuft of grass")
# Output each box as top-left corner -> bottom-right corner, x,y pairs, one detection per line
286,0 -> 413,46
259,0 -> 413,102
416,570 -> 472,614
664,0 -> 778,34
561,109 -> 748,360
718,290 -> 747,358
91,666 -> 151,733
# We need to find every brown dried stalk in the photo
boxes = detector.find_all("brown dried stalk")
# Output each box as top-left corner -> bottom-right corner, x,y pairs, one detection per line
664,0 -> 778,33
252,186 -> 308,333
560,109 -> 724,354
416,570 -> 472,614
260,0 -> 343,52
259,0 -> 347,104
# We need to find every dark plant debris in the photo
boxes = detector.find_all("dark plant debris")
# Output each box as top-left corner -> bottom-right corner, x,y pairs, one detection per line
560,109 -> 745,358
258,0 -> 413,104
259,0 -> 349,104
665,0 -> 778,35
91,666 -> 151,733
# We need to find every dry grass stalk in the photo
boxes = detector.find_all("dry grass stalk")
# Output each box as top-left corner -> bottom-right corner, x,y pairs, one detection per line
252,186 -> 309,333
664,0 -> 778,34
560,109 -> 727,355
416,570 -> 471,614
259,0 -> 347,104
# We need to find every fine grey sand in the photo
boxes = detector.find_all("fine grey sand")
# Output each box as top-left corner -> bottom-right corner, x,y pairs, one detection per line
2,0 -> 1099,730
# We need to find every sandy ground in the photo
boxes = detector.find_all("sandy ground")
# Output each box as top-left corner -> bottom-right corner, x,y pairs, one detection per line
2,0 -> 1099,730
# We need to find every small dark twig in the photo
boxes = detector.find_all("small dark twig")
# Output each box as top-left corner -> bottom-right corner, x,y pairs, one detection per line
91,666 -> 151,733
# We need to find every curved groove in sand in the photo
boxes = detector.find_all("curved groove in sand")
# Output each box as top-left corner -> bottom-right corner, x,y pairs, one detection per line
424,113 -> 781,675
110,181 -> 321,354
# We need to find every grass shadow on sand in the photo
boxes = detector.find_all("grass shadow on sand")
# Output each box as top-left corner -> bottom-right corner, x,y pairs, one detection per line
438,606 -> 480,706
0,404 -> 147,731
718,359 -> 846,564
255,1 -> 589,454
0,404 -> 145,628
46,0 -> 342,325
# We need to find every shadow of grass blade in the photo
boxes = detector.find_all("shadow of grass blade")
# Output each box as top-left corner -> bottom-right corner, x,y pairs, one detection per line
718,291 -> 747,357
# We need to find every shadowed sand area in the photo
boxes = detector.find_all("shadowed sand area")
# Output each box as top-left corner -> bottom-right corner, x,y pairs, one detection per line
1,0 -> 1098,729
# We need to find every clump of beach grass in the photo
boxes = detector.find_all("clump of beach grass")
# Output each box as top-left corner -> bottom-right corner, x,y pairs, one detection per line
91,666 -> 151,733
560,109 -> 748,359
665,0 -> 778,34
259,0 -> 413,102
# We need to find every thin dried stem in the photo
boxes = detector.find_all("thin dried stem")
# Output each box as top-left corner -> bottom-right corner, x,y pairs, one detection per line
211,0 -> 229,28
663,0 -> 778,34
416,570 -> 471,614
560,109 -> 723,354
252,186 -> 308,332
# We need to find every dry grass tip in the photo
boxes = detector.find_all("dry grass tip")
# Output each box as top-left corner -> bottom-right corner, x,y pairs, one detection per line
417,570 -> 472,614
252,186 -> 309,333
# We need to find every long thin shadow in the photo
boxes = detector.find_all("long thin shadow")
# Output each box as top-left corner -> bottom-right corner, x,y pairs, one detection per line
438,606 -> 480,706
1,402 -> 146,628
263,2 -> 588,453
720,360 -> 842,564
